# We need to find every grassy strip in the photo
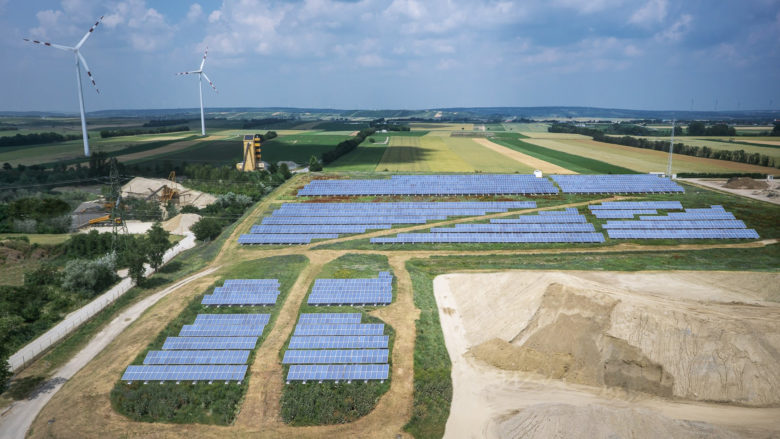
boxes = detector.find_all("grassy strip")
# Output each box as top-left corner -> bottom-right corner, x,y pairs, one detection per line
280,253 -> 395,425
402,265 -> 452,439
110,254 -> 309,425
706,138 -> 780,150
492,133 -> 636,174
39,136 -> 198,168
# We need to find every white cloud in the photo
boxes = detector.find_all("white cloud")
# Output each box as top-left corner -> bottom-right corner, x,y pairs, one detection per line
655,14 -> 692,42
186,3 -> 203,22
629,0 -> 668,26
208,10 -> 221,23
356,53 -> 385,67
553,0 -> 622,14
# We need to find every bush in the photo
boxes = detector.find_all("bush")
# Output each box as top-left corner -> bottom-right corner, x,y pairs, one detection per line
191,217 -> 223,241
61,253 -> 118,297
12,219 -> 37,233
308,155 -> 323,172
180,205 -> 200,214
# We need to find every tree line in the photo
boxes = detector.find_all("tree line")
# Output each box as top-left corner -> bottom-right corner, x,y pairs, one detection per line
99,125 -> 190,138
142,119 -> 193,127
549,123 -> 778,169
0,132 -> 82,147
321,128 -> 377,163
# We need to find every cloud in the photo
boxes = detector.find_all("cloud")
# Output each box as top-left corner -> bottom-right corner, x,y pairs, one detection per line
629,0 -> 668,26
100,0 -> 174,51
655,14 -> 692,42
186,3 -> 203,22
553,0 -> 622,14
356,53 -> 385,67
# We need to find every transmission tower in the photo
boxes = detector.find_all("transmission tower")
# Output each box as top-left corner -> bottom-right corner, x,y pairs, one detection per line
108,158 -> 128,255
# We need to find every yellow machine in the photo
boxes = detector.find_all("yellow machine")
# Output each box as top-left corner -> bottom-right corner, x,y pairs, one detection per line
160,171 -> 178,203
236,134 -> 264,171
88,214 -> 122,226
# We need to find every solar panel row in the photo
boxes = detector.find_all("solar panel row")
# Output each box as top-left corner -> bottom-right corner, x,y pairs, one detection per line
371,232 -> 606,244
294,323 -> 385,336
602,220 -> 747,229
288,335 -> 389,349
429,223 -> 596,233
143,350 -> 250,365
607,229 -> 760,239
589,201 -> 683,210
286,364 -> 389,381
238,234 -> 339,245
551,174 -> 684,193
162,336 -> 258,350
308,274 -> 393,305
282,349 -> 389,364
298,313 -> 363,324
592,210 -> 658,219
298,175 -> 557,196
179,324 -> 266,337
122,365 -> 248,382
194,313 -> 271,325
604,205 -> 759,240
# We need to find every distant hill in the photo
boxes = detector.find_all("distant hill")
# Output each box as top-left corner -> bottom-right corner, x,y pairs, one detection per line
0,106 -> 777,121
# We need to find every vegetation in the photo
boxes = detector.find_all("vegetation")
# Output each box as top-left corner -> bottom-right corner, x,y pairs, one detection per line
143,119 -> 193,127
100,125 -> 190,138
549,123 -> 778,168
281,253 -> 394,426
0,132 -> 82,147
190,192 -> 255,242
0,196 -> 72,233
687,121 -> 736,136
110,255 -> 308,425
60,253 -> 118,297
308,155 -> 323,171
322,128 -> 377,163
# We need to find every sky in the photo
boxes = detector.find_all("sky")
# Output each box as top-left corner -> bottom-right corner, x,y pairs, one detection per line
0,0 -> 779,112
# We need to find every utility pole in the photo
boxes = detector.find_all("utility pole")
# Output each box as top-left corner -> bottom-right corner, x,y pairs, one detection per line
109,158 -> 128,255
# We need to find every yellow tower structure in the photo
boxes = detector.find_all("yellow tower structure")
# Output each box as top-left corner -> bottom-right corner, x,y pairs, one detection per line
236,134 -> 264,171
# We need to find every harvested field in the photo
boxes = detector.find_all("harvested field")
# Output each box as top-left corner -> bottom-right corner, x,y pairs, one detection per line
434,270 -> 780,438
117,136 -> 221,163
521,135 -> 777,174
615,136 -> 780,161
471,138 -> 574,174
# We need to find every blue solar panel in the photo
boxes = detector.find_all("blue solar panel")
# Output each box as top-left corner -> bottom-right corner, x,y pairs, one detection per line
592,210 -> 658,219
282,349 -> 389,364
298,313 -> 363,324
288,335 -> 389,349
286,364 -> 389,381
223,279 -> 279,286
430,223 -> 596,233
202,293 -> 279,306
589,201 -> 683,210
602,220 -> 747,229
293,323 -> 385,336
607,229 -> 759,239
371,232 -> 606,244
551,174 -> 684,193
143,350 -> 250,365
162,337 -> 257,350
491,215 -> 587,224
122,365 -> 247,382
194,314 -> 271,325
297,176 -> 556,196
179,324 -> 265,337
238,234 -> 339,244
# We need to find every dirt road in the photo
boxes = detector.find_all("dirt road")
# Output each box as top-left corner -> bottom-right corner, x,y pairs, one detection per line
472,138 -> 576,174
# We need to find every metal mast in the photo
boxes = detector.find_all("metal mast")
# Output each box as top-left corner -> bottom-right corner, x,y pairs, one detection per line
666,119 -> 675,178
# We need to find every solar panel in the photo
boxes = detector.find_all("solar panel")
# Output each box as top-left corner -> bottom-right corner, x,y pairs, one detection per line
179,324 -> 265,337
293,323 -> 385,336
282,349 -> 389,364
298,313 -> 363,324
143,350 -> 250,365
286,364 -> 389,381
202,293 -> 279,306
194,314 -> 271,325
297,176 -> 557,196
162,337 -> 258,350
551,174 -> 684,193
288,335 -> 389,349
589,201 -> 683,210
122,365 -> 248,382
607,229 -> 759,239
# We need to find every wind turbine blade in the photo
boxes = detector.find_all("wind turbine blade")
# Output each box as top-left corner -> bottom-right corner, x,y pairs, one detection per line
176,71 -> 200,76
77,52 -> 100,94
75,16 -> 104,49
23,39 -> 72,51
201,72 -> 217,93
199,47 -> 208,71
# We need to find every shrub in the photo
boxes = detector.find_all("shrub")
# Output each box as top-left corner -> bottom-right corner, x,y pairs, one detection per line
191,217 -> 223,241
61,253 -> 118,297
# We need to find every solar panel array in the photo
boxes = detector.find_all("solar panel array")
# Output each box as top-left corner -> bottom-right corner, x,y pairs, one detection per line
298,175 -> 558,196
202,279 -> 281,306
308,272 -> 393,305
592,210 -> 658,219
122,313 -> 269,383
239,201 -> 538,245
602,205 -> 759,240
285,313 -> 390,382
551,174 -> 684,193
371,209 -> 606,244
589,201 -> 684,210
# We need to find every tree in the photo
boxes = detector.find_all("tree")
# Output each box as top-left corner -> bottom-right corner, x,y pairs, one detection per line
278,163 -> 292,179
0,357 -> 10,393
308,155 -> 323,172
772,122 -> 780,137
61,253 -> 118,297
126,246 -> 148,286
146,223 -> 172,271
687,121 -> 706,136
191,217 -> 223,241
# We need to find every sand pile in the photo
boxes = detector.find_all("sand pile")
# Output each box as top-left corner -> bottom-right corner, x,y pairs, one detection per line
121,177 -> 216,208
162,213 -> 200,235
491,403 -> 738,439
724,177 -> 768,189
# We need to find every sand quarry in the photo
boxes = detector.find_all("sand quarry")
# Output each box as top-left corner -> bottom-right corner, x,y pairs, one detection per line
434,271 -> 780,438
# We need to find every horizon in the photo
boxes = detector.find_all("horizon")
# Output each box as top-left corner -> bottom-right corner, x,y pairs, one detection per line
1,1 -> 779,112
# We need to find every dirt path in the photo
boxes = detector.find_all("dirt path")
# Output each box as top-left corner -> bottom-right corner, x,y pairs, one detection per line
472,138 -> 576,174
0,266 -> 219,439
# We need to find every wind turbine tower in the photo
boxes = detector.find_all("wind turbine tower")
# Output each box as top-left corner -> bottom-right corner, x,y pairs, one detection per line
177,48 -> 217,136
24,16 -> 104,157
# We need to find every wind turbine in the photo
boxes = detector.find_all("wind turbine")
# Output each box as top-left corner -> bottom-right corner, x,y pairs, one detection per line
177,48 -> 217,136
24,16 -> 103,157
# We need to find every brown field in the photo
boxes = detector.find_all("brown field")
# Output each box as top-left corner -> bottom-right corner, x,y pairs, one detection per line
472,138 -> 575,174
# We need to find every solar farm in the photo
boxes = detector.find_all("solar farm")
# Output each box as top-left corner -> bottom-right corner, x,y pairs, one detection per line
36,169 -> 779,439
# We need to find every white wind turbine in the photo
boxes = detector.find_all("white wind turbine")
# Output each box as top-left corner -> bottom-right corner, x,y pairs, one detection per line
24,16 -> 104,157
177,48 -> 217,136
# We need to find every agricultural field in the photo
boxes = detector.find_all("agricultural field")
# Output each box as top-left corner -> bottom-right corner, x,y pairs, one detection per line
610,135 -> 780,161
520,131 -> 778,174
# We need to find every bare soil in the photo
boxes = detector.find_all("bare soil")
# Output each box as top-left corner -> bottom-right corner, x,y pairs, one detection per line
472,138 -> 576,174
434,271 -> 780,438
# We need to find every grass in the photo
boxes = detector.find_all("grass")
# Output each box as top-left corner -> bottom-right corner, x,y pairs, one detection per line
129,139 -> 241,167
0,233 -> 71,245
491,132 -> 636,174
280,253 -> 395,426
325,141 -> 388,172
110,254 -> 309,425
261,133 -> 353,165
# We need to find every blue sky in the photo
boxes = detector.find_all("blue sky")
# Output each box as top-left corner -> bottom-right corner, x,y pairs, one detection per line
1,0 -> 779,112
